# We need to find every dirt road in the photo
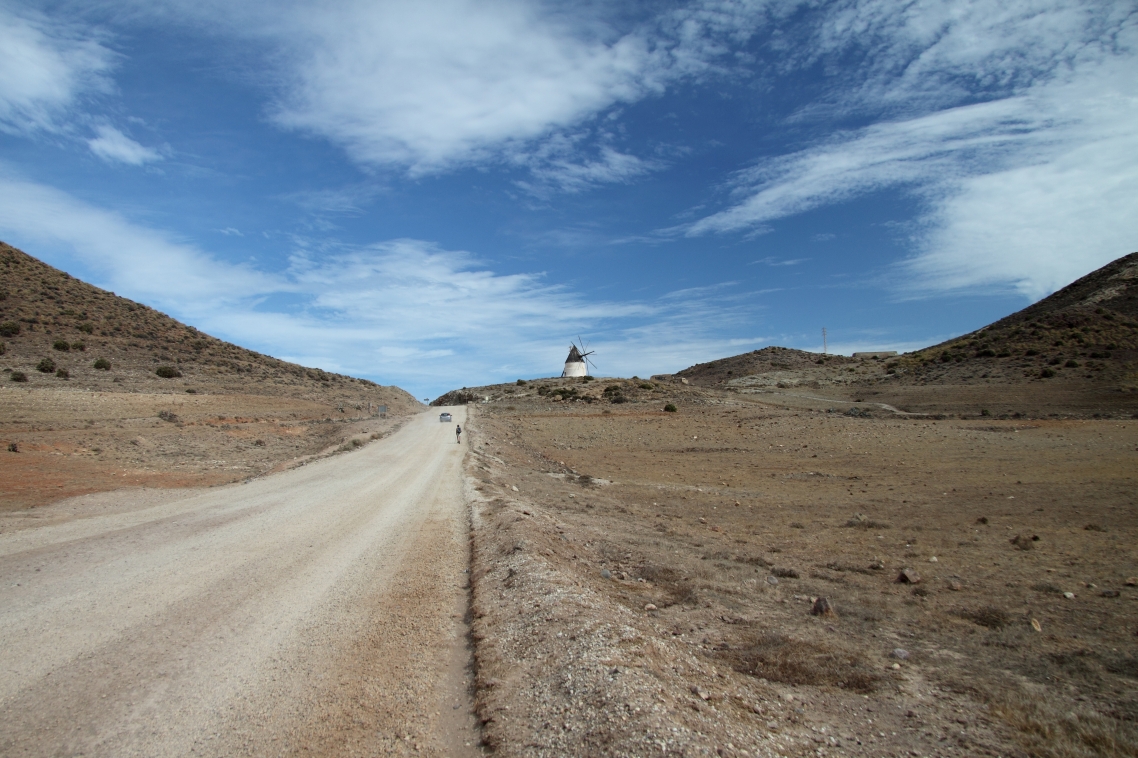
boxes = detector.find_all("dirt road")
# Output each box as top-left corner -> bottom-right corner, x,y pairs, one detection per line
0,407 -> 480,757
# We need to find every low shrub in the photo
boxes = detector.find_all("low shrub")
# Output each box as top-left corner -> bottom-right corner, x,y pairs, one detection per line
7,442 -> 17,452
71,341 -> 85,351
36,357 -> 56,373
155,365 -> 182,378
1040,368 -> 1056,378
0,342 -> 4,356
52,340 -> 70,351
664,403 -> 677,412
93,357 -> 111,370
157,410 -> 179,422
0,321 -> 20,337
56,368 -> 69,379
10,371 -> 27,382
77,322 -> 94,334
516,379 -> 527,385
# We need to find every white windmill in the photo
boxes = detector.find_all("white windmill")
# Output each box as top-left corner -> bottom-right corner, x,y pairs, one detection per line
560,337 -> 596,378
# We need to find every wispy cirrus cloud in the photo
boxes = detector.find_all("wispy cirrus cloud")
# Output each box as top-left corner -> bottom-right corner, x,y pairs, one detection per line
87,125 -> 163,165
0,4 -> 116,135
0,172 -> 775,395
684,0 -> 1138,300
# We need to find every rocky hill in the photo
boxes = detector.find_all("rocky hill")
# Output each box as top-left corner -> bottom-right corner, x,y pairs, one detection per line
0,242 -> 421,510
0,242 -> 419,412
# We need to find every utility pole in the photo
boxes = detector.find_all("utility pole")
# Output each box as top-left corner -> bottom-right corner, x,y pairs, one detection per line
822,327 -> 827,355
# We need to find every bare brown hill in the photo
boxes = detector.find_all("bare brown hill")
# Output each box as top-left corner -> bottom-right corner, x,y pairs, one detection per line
656,253 -> 1138,417
0,242 -> 421,510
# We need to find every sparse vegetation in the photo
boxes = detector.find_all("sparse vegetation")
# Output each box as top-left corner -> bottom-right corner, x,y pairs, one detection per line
155,365 -> 182,378
56,368 -> 69,379
0,321 -> 19,337
664,403 -> 677,412
36,357 -> 56,373
93,357 -> 111,370
157,410 -> 179,422
53,339 -> 70,351
10,371 -> 27,382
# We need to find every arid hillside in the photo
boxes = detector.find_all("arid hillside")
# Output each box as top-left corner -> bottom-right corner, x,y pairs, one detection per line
0,242 -> 422,511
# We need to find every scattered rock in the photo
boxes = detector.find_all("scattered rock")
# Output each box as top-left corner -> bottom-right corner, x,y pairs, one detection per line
765,576 -> 779,586
1010,534 -> 1037,550
896,568 -> 921,584
976,516 -> 989,524
511,485 -> 519,492
929,556 -> 938,563
869,560 -> 884,570
1031,618 -> 1042,632
890,648 -> 910,660
691,686 -> 710,701
601,569 -> 612,579
644,603 -> 658,612
1126,577 -> 1138,586
1101,590 -> 1120,598
891,663 -> 901,670
1063,592 -> 1075,599
947,579 -> 963,591
811,597 -> 836,617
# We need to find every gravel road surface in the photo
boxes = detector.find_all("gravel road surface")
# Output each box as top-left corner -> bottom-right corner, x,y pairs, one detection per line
0,407 -> 479,757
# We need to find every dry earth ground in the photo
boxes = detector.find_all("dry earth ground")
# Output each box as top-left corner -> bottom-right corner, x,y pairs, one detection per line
463,386 -> 1138,758
0,385 -> 411,512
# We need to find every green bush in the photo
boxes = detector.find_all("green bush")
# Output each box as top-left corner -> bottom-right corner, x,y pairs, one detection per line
516,379 -> 527,385
155,365 -> 182,378
10,371 -> 27,382
582,375 -> 594,382
52,339 -> 70,351
71,341 -> 85,351
0,342 -> 5,356
77,322 -> 94,334
37,357 -> 56,373
1040,368 -> 1056,378
639,382 -> 655,390
1065,359 -> 1079,368
93,357 -> 111,370
56,368 -> 69,379
0,322 -> 19,338
664,403 -> 677,412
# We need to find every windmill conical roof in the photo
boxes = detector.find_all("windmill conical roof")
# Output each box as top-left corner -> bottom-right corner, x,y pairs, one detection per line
565,345 -> 584,362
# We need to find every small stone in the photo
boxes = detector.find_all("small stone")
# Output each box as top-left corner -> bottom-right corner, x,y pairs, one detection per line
766,576 -> 779,586
890,648 -> 910,660
1031,618 -> 1042,632
644,603 -> 658,611
1101,590 -> 1120,598
948,579 -> 963,591
601,569 -> 612,579
811,597 -> 836,617
892,663 -> 901,670
1063,591 -> 1075,599
511,485 -> 519,492
1010,534 -> 1036,550
782,693 -> 795,702
869,560 -> 884,570
896,568 -> 921,584
766,721 -> 779,731
929,556 -> 938,563
1125,577 -> 1138,586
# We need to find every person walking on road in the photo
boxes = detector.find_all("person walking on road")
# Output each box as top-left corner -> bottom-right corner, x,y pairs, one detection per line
455,424 -> 462,443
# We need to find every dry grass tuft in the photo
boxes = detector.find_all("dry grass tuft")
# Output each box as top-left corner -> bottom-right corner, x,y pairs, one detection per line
717,630 -> 879,692
990,689 -> 1138,758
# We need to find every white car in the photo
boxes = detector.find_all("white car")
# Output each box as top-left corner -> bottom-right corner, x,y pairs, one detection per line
439,412 -> 453,422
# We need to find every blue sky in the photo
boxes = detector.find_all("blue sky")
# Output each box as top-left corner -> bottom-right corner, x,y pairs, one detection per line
0,0 -> 1134,400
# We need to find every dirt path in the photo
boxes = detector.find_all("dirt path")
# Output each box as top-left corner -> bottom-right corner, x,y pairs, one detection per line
0,407 -> 481,758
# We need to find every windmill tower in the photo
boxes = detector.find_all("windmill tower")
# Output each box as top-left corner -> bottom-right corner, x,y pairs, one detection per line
561,338 -> 595,378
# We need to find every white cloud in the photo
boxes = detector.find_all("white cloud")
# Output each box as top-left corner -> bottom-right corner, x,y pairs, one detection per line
685,0 -> 1138,300
0,171 -> 273,306
0,172 -> 775,396
0,5 -> 116,134
87,125 -> 162,165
